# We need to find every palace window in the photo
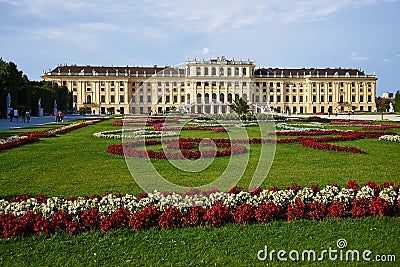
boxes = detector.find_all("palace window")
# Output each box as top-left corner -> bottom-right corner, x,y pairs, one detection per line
110,81 -> 114,86
101,87 -> 105,92
227,68 -> 232,76
292,96 -> 296,102
276,82 -> 281,87
299,96 -> 303,103
73,81 -> 77,86
110,95 -> 115,103
235,68 -> 239,76
285,96 -> 289,102
196,67 -> 201,76
204,68 -> 209,76
242,68 -> 247,76
119,81 -> 124,86
86,81 -> 91,86
219,67 -> 224,76
120,95 -> 124,103
147,95 -> 151,103
212,67 -> 216,76
139,95 -> 143,103
101,95 -> 105,103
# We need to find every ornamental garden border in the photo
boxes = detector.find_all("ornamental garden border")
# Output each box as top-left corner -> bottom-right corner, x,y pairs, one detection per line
0,180 -> 399,237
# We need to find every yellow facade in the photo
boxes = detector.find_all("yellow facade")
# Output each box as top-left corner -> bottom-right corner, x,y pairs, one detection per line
42,56 -> 377,114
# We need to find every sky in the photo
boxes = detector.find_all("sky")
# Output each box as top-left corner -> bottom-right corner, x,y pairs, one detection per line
0,0 -> 399,96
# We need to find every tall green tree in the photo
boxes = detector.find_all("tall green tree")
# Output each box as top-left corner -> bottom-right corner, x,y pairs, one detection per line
395,90 -> 400,113
229,96 -> 251,120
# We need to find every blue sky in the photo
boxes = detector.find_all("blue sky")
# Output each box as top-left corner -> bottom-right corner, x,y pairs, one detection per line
0,0 -> 399,96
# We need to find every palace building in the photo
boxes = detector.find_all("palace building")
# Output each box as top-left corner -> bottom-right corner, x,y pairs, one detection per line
41,56 -> 377,115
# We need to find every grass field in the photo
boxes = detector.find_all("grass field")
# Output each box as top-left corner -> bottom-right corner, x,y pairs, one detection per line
0,118 -> 400,266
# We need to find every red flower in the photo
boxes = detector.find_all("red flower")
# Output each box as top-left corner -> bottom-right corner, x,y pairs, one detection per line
327,201 -> 346,219
370,197 -> 390,217
308,201 -> 327,220
255,202 -> 281,223
204,201 -> 231,227
346,180 -> 360,191
158,207 -> 182,229
287,200 -> 307,222
233,203 -> 256,225
80,209 -> 101,229
351,198 -> 370,218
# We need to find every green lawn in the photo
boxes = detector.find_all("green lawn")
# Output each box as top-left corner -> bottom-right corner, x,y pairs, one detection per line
0,118 -> 399,266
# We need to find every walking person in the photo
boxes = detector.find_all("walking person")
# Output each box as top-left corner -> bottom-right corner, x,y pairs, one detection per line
9,109 -> 13,122
13,109 -> 19,122
21,109 -> 26,123
26,111 -> 31,123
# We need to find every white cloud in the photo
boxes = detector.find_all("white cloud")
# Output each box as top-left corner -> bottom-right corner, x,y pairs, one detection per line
383,58 -> 390,62
201,47 -> 210,55
349,52 -> 368,61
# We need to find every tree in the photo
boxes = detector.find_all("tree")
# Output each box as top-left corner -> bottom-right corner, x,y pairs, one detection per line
395,90 -> 400,113
78,106 -> 91,116
229,96 -> 251,120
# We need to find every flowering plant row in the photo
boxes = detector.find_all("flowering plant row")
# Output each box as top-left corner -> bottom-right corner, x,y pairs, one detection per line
1,119 -> 106,151
330,119 -> 373,126
379,135 -> 400,142
277,131 -> 393,154
0,136 -> 39,151
93,129 -> 178,139
107,138 -> 248,159
1,180 -> 399,237
362,124 -> 400,131
153,124 -> 227,133
112,117 -> 180,127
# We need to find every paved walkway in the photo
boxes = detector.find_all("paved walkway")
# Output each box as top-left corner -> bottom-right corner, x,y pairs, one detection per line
0,115 -> 81,131
0,113 -> 399,131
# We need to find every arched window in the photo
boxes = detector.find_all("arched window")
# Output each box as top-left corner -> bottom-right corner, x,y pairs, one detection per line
220,93 -> 225,103
204,67 -> 209,76
186,93 -> 190,104
197,93 -> 201,103
211,67 -> 216,76
196,67 -> 201,76
212,93 -> 217,103
228,93 -> 233,103
86,95 -> 92,104
205,93 -> 210,103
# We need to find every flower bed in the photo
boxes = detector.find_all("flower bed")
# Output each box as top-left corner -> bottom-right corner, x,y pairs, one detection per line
0,180 -> 398,237
379,135 -> 400,142
330,119 -> 373,126
1,119 -> 107,151
93,129 -> 178,139
107,138 -> 248,159
0,136 -> 39,151
362,124 -> 400,131
276,131 -> 394,154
